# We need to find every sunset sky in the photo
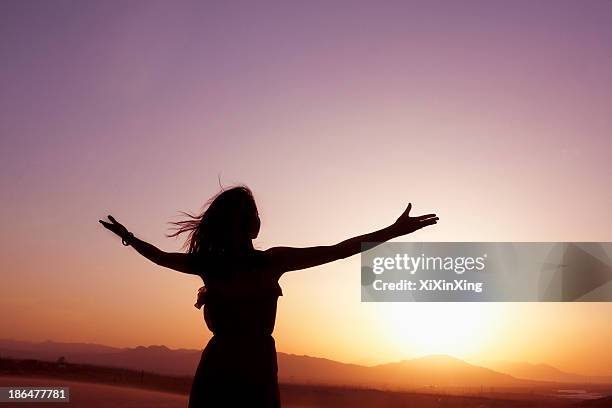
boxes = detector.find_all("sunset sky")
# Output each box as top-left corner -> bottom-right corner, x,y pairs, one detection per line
1,1 -> 611,376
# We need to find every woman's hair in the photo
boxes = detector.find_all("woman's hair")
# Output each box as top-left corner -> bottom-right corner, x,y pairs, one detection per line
168,185 -> 259,255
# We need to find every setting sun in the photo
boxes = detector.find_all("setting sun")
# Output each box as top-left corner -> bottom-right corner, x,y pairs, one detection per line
384,303 -> 503,358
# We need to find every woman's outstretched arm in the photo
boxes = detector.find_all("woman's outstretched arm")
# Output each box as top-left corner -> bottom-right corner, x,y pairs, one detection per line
266,203 -> 438,273
99,215 -> 196,275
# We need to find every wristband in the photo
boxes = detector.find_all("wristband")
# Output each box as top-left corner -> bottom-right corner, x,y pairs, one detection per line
122,232 -> 134,246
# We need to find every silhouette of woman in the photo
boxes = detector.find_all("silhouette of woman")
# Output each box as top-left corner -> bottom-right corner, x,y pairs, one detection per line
99,185 -> 438,407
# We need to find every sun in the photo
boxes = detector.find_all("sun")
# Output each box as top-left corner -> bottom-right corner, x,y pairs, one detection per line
382,302 -> 503,358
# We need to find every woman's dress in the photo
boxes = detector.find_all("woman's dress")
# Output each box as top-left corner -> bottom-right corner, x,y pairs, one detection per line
188,251 -> 283,407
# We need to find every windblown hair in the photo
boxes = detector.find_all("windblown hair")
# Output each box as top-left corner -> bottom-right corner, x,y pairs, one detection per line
168,186 -> 258,255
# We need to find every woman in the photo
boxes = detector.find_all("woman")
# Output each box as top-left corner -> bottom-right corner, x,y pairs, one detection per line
99,185 -> 438,407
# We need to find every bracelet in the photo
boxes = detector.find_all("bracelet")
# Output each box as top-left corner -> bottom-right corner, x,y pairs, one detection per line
122,232 -> 135,246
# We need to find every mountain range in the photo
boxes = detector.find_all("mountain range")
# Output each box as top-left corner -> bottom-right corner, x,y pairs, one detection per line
1,339 -> 610,391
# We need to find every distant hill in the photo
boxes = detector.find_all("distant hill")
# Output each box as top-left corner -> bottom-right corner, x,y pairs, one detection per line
0,339 -> 201,376
372,355 -> 522,388
483,361 -> 612,384
1,339 -> 610,391
278,353 -> 526,389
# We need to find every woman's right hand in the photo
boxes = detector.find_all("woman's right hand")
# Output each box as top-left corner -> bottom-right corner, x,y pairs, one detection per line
392,203 -> 438,235
99,215 -> 131,240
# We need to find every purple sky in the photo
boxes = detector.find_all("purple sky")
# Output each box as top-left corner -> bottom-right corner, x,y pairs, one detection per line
1,1 -> 612,374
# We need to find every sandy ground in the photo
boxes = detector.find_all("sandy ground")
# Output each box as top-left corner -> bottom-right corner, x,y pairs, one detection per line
0,375 -> 575,408
0,377 -> 315,408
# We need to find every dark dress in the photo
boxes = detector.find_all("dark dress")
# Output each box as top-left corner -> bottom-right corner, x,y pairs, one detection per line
188,251 -> 283,407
